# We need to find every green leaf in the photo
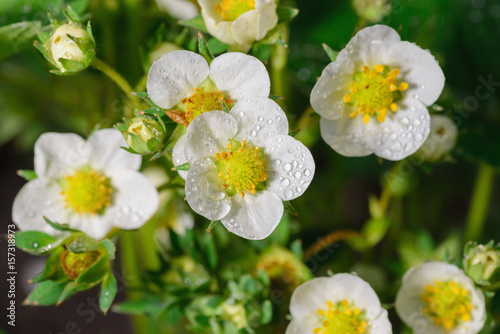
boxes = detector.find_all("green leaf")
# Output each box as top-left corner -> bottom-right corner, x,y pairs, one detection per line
197,32 -> 214,64
24,280 -> 68,306
99,273 -> 117,314
180,14 -> 208,33
288,129 -> 301,137
0,21 -> 42,60
76,253 -> 109,285
113,297 -> 164,315
251,43 -> 271,63
63,5 -> 81,23
277,6 -> 299,23
322,43 -> 339,62
43,216 -> 80,232
16,231 -> 62,255
17,169 -> 37,181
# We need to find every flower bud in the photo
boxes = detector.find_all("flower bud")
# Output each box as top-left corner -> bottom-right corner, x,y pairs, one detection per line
36,20 -> 96,74
352,0 -> 391,23
221,302 -> 248,329
120,115 -> 167,155
60,249 -> 101,280
415,115 -> 458,163
464,241 -> 500,286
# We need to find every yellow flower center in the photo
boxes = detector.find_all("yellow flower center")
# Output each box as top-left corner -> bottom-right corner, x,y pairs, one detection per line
61,168 -> 113,215
343,64 -> 408,124
313,299 -> 368,334
214,0 -> 255,21
182,87 -> 233,124
421,280 -> 473,330
214,139 -> 267,198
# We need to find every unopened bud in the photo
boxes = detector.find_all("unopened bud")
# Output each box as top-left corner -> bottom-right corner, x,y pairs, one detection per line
120,115 -> 167,154
464,241 -> 500,286
352,0 -> 391,23
415,115 -> 457,163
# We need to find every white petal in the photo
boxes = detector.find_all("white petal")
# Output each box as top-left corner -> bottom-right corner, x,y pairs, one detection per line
184,110 -> 238,162
198,0 -> 237,45
172,134 -> 189,180
88,129 -> 142,173
265,135 -> 315,201
231,9 -> 259,46
221,190 -> 283,240
336,25 -> 401,66
147,50 -> 209,109
185,157 -> 232,220
254,0 -> 278,40
320,116 -> 373,157
370,309 -> 393,334
387,41 -> 445,106
230,97 -> 288,146
370,100 -> 431,160
209,53 -> 270,101
34,132 -> 90,179
285,317 -> 318,334
290,274 -> 383,320
310,59 -> 354,120
67,214 -> 112,240
105,170 -> 159,231
155,0 -> 199,20
12,179 -> 70,236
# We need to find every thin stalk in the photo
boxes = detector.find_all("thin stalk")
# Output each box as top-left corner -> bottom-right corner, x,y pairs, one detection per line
270,25 -> 289,109
303,229 -> 360,259
91,58 -> 140,115
465,164 -> 495,242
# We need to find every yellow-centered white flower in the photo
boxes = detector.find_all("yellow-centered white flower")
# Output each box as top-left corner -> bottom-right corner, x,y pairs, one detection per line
173,97 -> 315,240
395,261 -> 486,334
198,0 -> 278,47
12,129 -> 159,239
155,0 -> 199,20
311,25 -> 445,161
286,274 -> 392,334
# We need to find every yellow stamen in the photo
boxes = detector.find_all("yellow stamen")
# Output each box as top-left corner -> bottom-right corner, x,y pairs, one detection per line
315,299 -> 368,334
214,0 -> 255,21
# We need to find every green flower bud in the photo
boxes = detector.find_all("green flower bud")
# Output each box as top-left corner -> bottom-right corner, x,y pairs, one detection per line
352,0 -> 391,23
60,249 -> 101,280
120,115 -> 167,154
463,241 -> 500,286
256,246 -> 313,296
221,302 -> 248,330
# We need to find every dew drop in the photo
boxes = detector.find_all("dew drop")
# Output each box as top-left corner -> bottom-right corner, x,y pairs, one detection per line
304,169 -> 311,177
400,117 -> 410,126
283,163 -> 292,171
280,178 -> 290,187
294,171 -> 302,179
283,189 -> 293,199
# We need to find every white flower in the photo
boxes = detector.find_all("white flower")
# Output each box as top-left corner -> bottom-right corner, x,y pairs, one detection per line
311,25 -> 445,161
147,50 -> 270,125
198,0 -> 278,47
415,115 -> 457,162
12,129 -> 159,240
286,274 -> 392,334
155,0 -> 199,20
173,97 -> 315,240
395,261 -> 486,334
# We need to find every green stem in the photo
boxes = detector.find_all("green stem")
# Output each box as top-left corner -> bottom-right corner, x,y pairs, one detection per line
378,160 -> 405,215
270,25 -> 289,109
91,58 -> 140,115
465,164 -> 495,242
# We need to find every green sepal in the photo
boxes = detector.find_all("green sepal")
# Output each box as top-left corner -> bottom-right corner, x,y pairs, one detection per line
269,95 -> 284,101
283,201 -> 298,216
252,43 -> 271,63
63,5 -> 81,23
222,101 -> 230,113
132,92 -> 163,111
180,14 -> 208,33
277,6 -> 299,23
259,26 -> 286,46
29,248 -> 66,283
86,21 -> 95,44
172,162 -> 190,171
44,216 -> 81,232
75,252 -> 109,285
322,43 -> 339,62
99,272 -> 118,314
115,123 -> 129,132
198,32 -> 214,64
23,279 -> 69,306
101,240 -> 116,260
65,234 -> 100,253
207,220 -> 219,232
17,169 -> 37,181
15,231 -> 62,255
58,281 -> 95,304
288,129 -> 301,137
207,38 -> 228,55
34,40 -> 58,68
